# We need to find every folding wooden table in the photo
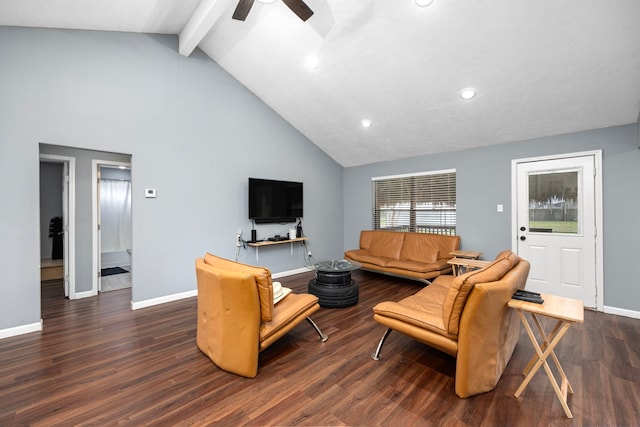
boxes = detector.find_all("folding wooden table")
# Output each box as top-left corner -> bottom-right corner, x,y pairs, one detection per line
508,293 -> 584,418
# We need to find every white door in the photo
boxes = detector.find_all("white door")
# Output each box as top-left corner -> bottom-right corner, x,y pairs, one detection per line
514,153 -> 599,308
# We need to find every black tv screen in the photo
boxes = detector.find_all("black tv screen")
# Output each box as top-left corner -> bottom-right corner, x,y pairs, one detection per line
248,178 -> 303,224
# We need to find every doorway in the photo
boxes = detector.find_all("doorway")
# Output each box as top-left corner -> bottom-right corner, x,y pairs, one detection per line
92,160 -> 132,294
511,151 -> 603,310
39,154 -> 76,299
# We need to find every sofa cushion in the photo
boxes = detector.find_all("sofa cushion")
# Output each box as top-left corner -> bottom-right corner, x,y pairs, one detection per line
359,230 -> 376,251
260,292 -> 319,345
399,233 -> 439,263
373,281 -> 451,337
346,250 -> 396,267
203,253 -> 274,322
430,234 -> 461,259
441,250 -> 519,335
386,259 -> 449,273
368,231 -> 405,259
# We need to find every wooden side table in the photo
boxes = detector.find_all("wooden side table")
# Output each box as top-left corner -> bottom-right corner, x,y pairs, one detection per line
447,258 -> 491,276
508,293 -> 584,418
449,250 -> 483,259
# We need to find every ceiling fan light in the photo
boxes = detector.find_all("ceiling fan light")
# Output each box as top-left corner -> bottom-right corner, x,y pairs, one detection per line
415,0 -> 434,7
459,88 -> 477,100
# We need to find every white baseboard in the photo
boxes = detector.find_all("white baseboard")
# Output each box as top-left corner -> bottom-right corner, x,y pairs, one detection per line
0,319 -> 43,339
131,290 -> 197,310
604,305 -> 640,320
72,290 -> 96,299
130,268 -> 310,310
272,266 -> 313,279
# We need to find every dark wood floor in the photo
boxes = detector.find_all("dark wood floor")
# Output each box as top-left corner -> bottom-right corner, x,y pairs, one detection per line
1,271 -> 639,426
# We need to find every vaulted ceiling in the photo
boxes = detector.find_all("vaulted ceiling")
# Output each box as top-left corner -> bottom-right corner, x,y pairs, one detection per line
2,0 -> 639,166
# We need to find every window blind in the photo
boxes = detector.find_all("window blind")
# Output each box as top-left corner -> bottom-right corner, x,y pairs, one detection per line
373,170 -> 456,235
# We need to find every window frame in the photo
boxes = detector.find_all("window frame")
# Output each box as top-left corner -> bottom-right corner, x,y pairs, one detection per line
372,169 -> 456,235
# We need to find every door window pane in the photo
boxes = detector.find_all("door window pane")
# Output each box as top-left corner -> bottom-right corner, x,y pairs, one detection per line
528,171 -> 579,234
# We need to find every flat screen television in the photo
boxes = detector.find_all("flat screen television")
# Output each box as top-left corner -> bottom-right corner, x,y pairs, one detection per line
248,178 -> 303,224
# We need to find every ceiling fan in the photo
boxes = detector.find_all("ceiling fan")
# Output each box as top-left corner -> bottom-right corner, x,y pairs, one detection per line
232,0 -> 314,22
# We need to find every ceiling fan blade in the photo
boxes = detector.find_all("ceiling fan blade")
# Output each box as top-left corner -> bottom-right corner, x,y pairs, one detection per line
282,0 -> 314,21
232,0 -> 255,21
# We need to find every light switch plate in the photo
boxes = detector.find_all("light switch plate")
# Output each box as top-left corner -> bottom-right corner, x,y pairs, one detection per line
497,204 -> 503,212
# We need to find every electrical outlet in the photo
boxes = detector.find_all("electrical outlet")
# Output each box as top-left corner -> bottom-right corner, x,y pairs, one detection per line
307,251 -> 312,258
236,229 -> 242,247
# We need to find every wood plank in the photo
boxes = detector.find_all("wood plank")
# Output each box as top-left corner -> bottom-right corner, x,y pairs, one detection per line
0,273 -> 639,425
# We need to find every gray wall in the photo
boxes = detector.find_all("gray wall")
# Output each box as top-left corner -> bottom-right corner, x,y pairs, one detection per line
0,27 -> 343,331
343,124 -> 640,313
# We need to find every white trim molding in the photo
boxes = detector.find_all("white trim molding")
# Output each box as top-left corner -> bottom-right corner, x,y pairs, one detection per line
0,320 -> 43,339
130,267 -> 311,311
272,267 -> 313,278
604,305 -> 640,320
131,290 -> 197,311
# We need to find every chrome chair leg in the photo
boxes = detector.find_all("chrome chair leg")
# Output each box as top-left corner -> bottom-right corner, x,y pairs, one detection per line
371,328 -> 392,360
306,317 -> 328,342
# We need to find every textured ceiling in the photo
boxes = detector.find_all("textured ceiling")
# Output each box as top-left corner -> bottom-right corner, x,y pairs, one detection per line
1,0 -> 639,166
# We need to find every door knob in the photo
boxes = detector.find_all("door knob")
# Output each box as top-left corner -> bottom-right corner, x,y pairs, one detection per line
520,226 -> 526,231
520,236 -> 526,241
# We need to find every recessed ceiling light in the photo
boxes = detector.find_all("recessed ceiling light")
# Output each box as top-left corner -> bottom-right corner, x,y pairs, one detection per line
361,119 -> 372,128
415,0 -> 434,7
305,55 -> 319,70
459,88 -> 477,100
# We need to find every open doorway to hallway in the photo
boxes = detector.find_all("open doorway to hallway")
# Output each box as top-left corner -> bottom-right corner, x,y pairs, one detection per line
96,162 -> 132,293
39,143 -> 132,303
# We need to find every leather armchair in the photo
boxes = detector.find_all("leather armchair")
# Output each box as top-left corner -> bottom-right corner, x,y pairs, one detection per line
195,253 -> 327,378
371,250 -> 530,397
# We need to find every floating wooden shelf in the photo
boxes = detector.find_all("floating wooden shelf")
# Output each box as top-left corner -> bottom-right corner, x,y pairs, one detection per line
247,237 -> 308,261
247,237 -> 308,247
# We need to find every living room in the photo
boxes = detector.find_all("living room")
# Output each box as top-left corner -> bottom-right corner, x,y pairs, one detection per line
1,2 -> 639,424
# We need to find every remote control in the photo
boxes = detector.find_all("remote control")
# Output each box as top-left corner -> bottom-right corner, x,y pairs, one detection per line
512,293 -> 544,304
515,289 -> 541,297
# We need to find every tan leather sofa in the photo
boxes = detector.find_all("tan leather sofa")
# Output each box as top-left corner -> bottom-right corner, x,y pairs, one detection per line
195,253 -> 327,378
344,230 -> 461,283
371,250 -> 530,397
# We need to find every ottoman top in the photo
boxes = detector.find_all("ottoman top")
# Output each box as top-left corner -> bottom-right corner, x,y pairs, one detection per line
313,259 -> 361,272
